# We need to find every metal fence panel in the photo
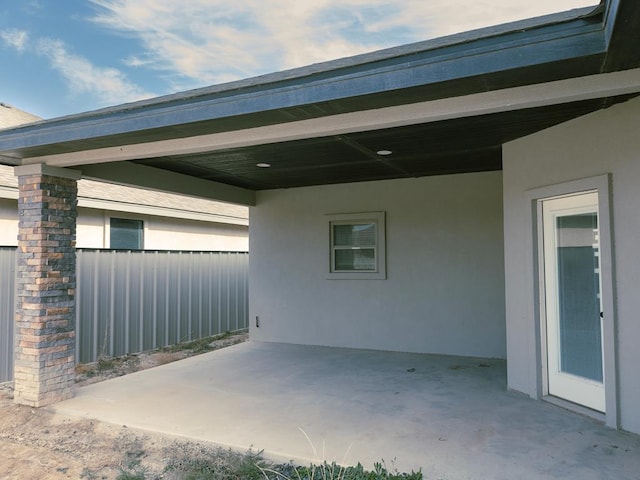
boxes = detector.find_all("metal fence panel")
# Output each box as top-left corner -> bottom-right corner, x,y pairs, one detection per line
0,249 -> 249,380
75,250 -> 249,363
0,248 -> 15,383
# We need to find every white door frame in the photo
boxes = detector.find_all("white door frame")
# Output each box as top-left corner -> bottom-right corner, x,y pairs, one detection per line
541,191 -> 604,412
526,174 -> 618,428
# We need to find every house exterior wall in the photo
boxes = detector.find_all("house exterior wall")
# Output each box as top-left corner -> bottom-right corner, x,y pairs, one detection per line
503,96 -> 640,435
0,201 -> 248,251
0,200 -> 17,245
249,171 -> 506,358
143,215 -> 248,251
76,208 -> 105,248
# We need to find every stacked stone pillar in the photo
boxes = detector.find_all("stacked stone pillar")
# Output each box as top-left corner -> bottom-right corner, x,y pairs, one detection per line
13,164 -> 80,407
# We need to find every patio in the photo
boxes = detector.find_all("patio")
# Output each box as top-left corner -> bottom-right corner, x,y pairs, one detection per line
51,341 -> 640,480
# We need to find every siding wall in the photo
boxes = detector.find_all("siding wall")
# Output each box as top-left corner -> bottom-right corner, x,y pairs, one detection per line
0,201 -> 249,251
0,249 -> 249,382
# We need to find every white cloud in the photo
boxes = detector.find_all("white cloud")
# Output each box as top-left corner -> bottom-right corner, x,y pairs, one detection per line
88,0 -> 394,84
361,1 -> 598,40
22,1 -> 44,15
1,22 -> 153,109
87,0 -> 597,90
0,29 -> 29,52
35,37 -> 154,107
2,0 -> 598,112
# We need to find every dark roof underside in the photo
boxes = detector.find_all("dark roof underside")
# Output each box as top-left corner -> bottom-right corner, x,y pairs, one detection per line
134,96 -> 633,190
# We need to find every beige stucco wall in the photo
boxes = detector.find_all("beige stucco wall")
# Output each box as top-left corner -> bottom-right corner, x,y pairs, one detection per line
503,96 -> 640,435
0,201 -> 248,251
77,208 -> 107,248
249,171 -> 506,358
0,199 -> 17,245
143,215 -> 248,251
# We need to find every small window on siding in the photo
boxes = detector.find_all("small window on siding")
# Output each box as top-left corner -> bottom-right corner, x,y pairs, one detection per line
327,212 -> 386,279
110,218 -> 143,250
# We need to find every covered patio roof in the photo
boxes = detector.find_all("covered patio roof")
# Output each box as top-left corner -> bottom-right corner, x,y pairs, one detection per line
0,0 -> 639,205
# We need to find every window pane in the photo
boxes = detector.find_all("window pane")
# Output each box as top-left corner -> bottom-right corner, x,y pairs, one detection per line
333,223 -> 376,247
556,213 -> 602,382
335,248 -> 375,271
327,212 -> 385,279
110,218 -> 143,250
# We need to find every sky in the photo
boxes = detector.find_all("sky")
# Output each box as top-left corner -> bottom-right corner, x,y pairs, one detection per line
1,0 -> 597,119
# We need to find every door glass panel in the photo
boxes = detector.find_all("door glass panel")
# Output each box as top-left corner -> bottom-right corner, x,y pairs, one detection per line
555,212 -> 602,382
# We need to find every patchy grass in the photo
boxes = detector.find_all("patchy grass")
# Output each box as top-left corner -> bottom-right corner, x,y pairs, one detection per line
161,444 -> 268,480
116,442 -> 424,480
161,330 -> 235,354
262,460 -> 423,480
81,434 -> 423,480
91,438 -> 423,480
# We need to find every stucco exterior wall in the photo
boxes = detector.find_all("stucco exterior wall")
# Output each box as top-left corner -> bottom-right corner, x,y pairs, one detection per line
143,216 -> 248,251
503,96 -> 640,434
249,171 -> 506,358
76,208 -> 106,248
0,199 -> 17,245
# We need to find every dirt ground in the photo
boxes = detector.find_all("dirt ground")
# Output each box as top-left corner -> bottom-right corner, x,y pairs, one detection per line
0,332 -> 248,479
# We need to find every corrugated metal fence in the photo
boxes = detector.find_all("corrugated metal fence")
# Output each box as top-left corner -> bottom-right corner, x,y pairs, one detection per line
0,249 -> 15,384
0,248 -> 249,382
75,250 -> 249,363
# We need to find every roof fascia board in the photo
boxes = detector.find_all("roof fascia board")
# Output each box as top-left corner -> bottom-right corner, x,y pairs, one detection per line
0,186 -> 17,200
0,154 -> 21,166
53,7 -> 602,114
78,198 -> 248,225
604,0 -> 620,45
0,176 -> 247,222
2,7 -> 599,124
0,182 -> 247,224
0,17 -> 605,155
601,0 -> 640,71
23,68 -> 640,168
74,162 -> 256,206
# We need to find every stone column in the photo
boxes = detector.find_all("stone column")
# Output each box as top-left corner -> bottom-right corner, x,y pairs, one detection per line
13,164 -> 80,407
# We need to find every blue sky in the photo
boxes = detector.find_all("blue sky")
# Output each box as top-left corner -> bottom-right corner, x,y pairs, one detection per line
1,0 -> 597,119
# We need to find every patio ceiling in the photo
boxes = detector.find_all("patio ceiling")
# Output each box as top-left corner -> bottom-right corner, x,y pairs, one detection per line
131,97 -> 629,190
0,1 -> 639,203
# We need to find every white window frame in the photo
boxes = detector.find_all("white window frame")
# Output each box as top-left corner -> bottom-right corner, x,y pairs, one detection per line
326,211 -> 386,280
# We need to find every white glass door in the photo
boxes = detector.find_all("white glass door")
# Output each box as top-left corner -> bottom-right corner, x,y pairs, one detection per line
541,191 -> 605,412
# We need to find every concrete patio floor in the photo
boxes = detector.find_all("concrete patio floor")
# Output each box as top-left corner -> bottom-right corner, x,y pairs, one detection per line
51,341 -> 640,480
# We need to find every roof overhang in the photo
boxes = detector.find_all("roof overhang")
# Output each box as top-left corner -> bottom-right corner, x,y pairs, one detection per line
22,68 -> 640,168
0,0 -> 638,205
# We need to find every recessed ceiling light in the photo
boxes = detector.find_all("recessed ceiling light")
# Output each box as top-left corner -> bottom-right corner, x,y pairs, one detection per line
376,150 -> 392,156
256,162 -> 271,168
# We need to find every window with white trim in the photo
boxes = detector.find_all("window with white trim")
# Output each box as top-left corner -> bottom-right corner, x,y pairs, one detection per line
327,212 -> 386,279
